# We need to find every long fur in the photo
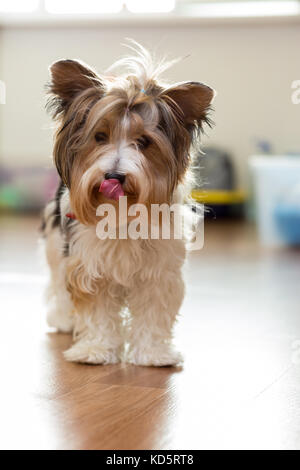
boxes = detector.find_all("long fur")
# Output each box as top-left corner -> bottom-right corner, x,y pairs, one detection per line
42,41 -> 214,366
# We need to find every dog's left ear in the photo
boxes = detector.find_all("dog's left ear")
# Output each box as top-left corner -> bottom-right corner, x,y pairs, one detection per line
161,81 -> 215,130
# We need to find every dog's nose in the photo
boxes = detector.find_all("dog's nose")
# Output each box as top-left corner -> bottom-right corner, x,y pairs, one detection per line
104,172 -> 126,184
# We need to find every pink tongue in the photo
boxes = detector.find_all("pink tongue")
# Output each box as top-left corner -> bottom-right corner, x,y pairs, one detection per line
99,178 -> 124,201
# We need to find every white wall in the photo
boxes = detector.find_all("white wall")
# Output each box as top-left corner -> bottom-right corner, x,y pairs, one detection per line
0,22 -> 300,187
0,28 -> 4,139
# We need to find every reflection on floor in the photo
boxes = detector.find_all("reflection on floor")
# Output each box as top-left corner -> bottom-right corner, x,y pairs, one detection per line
0,214 -> 300,450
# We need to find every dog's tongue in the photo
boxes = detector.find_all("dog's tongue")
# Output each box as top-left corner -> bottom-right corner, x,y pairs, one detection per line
99,178 -> 124,201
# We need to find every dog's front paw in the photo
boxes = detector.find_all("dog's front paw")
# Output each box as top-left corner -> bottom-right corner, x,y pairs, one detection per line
64,339 -> 121,364
47,308 -> 74,333
126,343 -> 183,367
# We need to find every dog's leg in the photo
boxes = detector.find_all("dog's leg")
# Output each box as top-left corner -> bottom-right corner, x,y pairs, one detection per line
126,269 -> 185,367
46,266 -> 74,333
63,283 -> 125,364
45,225 -> 74,333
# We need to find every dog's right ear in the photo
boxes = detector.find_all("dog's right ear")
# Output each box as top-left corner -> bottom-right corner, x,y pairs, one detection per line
48,59 -> 103,114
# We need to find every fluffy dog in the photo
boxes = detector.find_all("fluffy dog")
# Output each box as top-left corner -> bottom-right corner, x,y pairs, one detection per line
42,42 -> 214,366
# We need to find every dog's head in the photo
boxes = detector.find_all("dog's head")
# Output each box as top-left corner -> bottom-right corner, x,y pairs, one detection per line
47,42 -> 214,225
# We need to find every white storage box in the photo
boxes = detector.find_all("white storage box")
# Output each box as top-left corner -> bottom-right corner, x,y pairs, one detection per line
249,156 -> 300,246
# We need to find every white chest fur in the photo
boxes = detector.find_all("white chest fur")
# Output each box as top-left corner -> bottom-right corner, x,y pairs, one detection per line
68,224 -> 186,288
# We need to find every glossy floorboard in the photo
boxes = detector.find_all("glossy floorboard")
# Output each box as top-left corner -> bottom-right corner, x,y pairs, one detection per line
0,215 -> 300,450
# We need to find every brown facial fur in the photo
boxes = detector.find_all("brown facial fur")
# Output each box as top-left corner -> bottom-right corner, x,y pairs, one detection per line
47,47 -> 214,226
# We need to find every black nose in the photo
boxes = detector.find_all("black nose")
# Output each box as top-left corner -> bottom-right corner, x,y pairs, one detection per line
104,172 -> 125,184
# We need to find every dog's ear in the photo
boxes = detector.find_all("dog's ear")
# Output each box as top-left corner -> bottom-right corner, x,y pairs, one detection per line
160,81 -> 215,130
48,59 -> 103,111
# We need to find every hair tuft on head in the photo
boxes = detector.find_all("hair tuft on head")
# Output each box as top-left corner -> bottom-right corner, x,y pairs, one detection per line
107,39 -> 182,89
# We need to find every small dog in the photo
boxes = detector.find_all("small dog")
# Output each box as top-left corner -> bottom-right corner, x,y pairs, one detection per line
42,42 -> 214,366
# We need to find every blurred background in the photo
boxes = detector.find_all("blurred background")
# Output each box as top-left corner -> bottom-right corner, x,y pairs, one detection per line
1,0 -> 300,245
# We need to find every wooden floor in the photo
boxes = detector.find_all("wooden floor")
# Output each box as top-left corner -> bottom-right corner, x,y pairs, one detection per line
1,214 -> 300,450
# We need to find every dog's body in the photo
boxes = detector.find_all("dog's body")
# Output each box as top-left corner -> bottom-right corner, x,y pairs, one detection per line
42,42 -> 214,366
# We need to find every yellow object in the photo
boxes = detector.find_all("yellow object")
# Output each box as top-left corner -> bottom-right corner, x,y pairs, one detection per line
191,189 -> 246,205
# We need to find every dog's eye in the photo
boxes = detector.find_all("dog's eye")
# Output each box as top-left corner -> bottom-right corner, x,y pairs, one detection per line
95,132 -> 107,143
137,135 -> 151,150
